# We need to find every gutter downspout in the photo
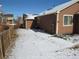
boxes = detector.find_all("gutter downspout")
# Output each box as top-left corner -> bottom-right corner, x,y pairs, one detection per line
56,11 -> 60,34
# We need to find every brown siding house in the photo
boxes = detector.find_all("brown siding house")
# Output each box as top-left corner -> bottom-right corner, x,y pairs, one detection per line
36,14 -> 57,34
36,0 -> 79,34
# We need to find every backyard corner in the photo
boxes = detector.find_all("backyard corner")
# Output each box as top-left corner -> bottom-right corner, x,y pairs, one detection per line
1,0 -> 79,59
5,29 -> 79,59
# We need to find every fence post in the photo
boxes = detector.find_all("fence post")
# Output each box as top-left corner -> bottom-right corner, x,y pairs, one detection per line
0,34 -> 4,59
0,32 -> 5,57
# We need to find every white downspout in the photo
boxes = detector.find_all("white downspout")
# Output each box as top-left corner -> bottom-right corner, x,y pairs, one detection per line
56,11 -> 60,34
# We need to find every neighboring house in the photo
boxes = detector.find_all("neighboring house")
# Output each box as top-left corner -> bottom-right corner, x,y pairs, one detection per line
0,5 -> 9,31
17,16 -> 24,28
23,14 -> 37,29
3,14 -> 14,24
0,5 -> 4,32
35,0 -> 79,34
0,4 -> 3,23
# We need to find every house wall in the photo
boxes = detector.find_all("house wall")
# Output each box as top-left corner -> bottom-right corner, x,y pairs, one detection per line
7,20 -> 13,24
37,14 -> 57,34
73,14 -> 79,34
58,2 -> 79,34
25,19 -> 33,29
4,16 -> 13,24
7,17 -> 13,20
16,20 -> 20,28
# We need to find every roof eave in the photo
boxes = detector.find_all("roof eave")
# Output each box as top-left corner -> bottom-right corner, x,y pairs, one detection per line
37,12 -> 57,17
57,11 -> 60,13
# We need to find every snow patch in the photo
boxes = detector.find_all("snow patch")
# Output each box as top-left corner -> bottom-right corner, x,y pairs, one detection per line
7,29 -> 79,59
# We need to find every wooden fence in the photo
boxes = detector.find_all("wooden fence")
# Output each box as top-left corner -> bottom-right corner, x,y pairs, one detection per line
0,36 -> 3,59
0,28 -> 17,59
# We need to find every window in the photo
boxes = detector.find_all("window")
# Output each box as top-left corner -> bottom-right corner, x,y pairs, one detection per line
64,15 -> 73,26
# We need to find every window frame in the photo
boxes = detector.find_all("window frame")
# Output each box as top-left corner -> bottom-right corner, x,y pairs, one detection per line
63,15 -> 73,26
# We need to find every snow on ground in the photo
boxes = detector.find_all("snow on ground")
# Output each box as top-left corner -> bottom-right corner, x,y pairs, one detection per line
69,35 -> 79,43
7,29 -> 79,59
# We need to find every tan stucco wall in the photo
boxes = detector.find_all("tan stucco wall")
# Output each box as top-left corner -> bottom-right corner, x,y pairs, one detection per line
26,20 -> 33,29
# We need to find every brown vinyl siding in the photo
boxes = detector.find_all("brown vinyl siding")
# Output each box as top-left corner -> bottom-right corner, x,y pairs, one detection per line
58,2 -> 79,34
37,14 -> 56,34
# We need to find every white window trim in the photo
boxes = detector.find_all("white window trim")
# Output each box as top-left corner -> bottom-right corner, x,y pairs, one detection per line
63,15 -> 73,26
